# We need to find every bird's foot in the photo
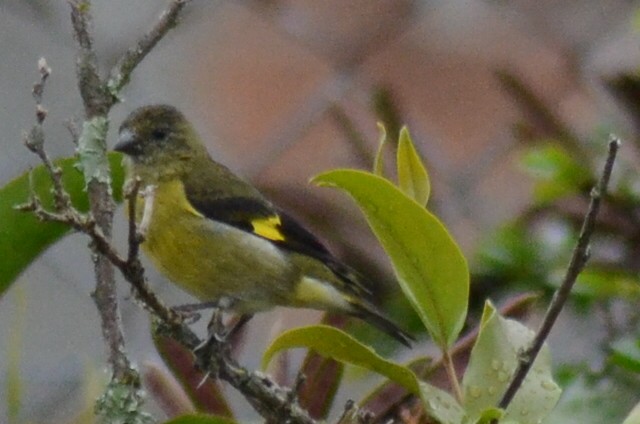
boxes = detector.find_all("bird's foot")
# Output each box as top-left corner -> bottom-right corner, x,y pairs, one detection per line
193,310 -> 254,375
171,301 -> 220,324
193,306 -> 227,377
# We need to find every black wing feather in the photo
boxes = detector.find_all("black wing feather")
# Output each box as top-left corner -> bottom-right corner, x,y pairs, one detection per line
185,194 -> 372,298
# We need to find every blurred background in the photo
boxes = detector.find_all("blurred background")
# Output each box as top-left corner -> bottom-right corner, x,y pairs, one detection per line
2,0 -> 640,423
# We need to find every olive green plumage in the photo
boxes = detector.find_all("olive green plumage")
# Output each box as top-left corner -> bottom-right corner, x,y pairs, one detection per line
114,104 -> 413,346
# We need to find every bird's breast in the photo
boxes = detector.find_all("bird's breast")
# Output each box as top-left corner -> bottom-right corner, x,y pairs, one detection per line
138,179 -> 294,306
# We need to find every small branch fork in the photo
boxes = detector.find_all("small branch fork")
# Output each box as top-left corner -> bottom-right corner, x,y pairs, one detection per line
19,160 -> 317,423
19,30 -> 620,421
69,0 -> 191,115
59,0 -> 195,389
19,3 -> 320,417
107,0 -> 190,96
496,137 -> 620,413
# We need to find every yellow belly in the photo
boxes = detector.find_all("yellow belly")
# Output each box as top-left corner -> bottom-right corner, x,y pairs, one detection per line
138,179 -> 295,311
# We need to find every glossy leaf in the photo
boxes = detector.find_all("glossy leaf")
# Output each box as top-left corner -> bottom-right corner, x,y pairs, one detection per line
359,356 -> 431,416
313,170 -> 469,348
397,126 -> 430,205
262,325 -> 417,390
462,301 -> 561,424
297,313 -> 346,419
0,153 -> 124,297
262,325 -> 464,424
362,293 -> 538,418
163,415 -> 237,424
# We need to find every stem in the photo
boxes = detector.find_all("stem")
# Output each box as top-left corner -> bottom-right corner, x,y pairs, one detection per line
497,137 -> 620,411
443,348 -> 463,403
69,0 -> 133,383
107,0 -> 191,97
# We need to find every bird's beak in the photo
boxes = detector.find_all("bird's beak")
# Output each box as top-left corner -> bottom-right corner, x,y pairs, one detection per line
113,129 -> 139,156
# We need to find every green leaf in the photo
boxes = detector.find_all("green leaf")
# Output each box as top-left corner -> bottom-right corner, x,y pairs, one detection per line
462,301 -> 561,424
545,376 -> 632,424
359,356 -> 431,410
397,126 -> 430,205
474,223 -> 545,281
296,313 -> 346,420
575,269 -> 640,300
5,285 -> 26,422
313,170 -> 469,348
373,122 -> 387,176
163,415 -> 238,424
610,337 -> 640,373
262,325 -> 417,390
262,325 -> 464,424
520,144 -> 592,203
0,153 -> 124,297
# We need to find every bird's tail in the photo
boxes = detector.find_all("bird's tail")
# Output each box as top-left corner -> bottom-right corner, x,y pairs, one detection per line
349,301 -> 414,347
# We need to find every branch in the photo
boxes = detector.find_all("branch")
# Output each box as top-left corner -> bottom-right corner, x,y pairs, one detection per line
372,293 -> 538,423
156,319 -> 317,424
66,0 -> 193,390
22,3 -> 321,422
104,185 -> 317,422
23,58 -> 72,213
121,181 -> 181,325
336,400 -> 374,424
68,0 -> 108,117
497,137 -> 620,411
107,0 -> 191,98
68,1 -> 136,392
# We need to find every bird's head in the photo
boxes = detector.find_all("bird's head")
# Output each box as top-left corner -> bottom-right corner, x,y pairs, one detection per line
115,105 -> 208,180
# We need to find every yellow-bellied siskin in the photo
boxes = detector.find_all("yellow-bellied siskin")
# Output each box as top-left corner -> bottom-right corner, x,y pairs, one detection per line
114,105 -> 413,346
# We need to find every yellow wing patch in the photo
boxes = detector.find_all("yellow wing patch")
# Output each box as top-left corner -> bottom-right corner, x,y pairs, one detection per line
251,215 -> 285,241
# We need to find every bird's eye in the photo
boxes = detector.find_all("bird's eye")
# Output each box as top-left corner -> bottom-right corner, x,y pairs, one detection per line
151,129 -> 168,140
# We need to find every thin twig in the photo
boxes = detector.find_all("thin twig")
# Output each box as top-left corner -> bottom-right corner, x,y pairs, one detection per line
21,2 -> 324,422
66,0 -> 194,388
158,320 -> 317,424
372,293 -> 539,423
336,400 -> 374,424
125,178 -> 144,262
68,0 -> 133,387
64,117 -> 81,145
497,137 -> 620,412
68,0 -> 108,117
23,58 -> 72,213
107,0 -> 191,98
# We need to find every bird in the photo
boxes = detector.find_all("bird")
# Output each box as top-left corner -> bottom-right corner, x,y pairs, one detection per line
113,104 -> 413,346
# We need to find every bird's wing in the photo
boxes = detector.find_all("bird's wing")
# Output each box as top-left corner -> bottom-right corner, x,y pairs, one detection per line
185,194 -> 373,298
